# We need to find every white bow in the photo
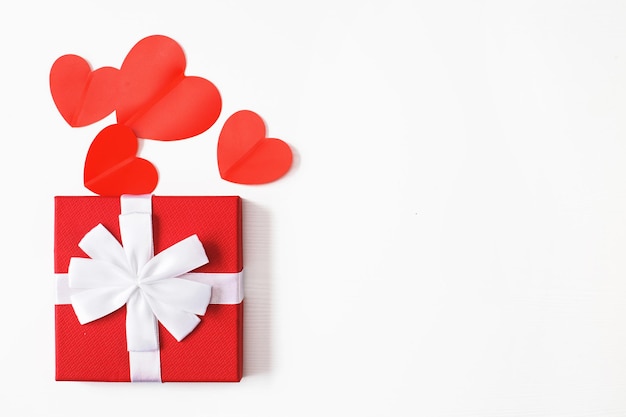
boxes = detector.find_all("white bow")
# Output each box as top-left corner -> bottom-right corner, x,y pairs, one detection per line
67,210 -> 211,352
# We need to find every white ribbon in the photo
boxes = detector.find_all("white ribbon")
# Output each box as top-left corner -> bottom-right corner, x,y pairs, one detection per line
66,194 -> 212,382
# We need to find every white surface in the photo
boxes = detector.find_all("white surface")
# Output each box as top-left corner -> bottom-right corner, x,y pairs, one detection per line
2,0 -> 626,415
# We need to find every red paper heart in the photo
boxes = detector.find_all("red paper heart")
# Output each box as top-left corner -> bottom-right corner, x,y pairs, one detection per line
50,55 -> 118,127
116,35 -> 222,141
84,124 -> 158,196
218,110 -> 293,184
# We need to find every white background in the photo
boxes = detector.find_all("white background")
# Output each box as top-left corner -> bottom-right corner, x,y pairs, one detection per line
2,0 -> 626,415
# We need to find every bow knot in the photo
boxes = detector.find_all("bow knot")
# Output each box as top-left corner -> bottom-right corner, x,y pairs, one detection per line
67,208 -> 211,353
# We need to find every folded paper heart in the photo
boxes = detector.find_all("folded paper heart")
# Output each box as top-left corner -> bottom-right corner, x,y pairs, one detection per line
49,55 -> 118,127
84,124 -> 158,196
218,110 -> 293,184
116,35 -> 222,141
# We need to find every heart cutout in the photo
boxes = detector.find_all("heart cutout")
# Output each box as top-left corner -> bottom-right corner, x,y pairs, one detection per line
218,110 -> 293,184
50,55 -> 119,127
116,35 -> 222,141
84,124 -> 158,196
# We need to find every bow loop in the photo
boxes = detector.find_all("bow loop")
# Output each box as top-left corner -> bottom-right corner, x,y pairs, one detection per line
70,285 -> 136,325
68,257 -> 134,289
77,223 -> 131,272
145,299 -> 203,342
139,235 -> 208,282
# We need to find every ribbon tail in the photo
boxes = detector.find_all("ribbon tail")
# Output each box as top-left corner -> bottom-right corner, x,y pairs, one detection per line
126,291 -> 160,352
139,235 -> 209,283
146,295 -> 202,342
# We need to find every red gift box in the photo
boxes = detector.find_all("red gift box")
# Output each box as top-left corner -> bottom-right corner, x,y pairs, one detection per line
54,195 -> 243,382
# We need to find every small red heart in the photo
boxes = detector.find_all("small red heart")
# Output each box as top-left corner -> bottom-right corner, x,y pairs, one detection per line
84,124 -> 158,196
116,35 -> 222,141
50,55 -> 118,127
218,110 -> 293,184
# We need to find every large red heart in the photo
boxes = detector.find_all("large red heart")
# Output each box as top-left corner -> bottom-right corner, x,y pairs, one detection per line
50,55 -> 118,127
84,124 -> 158,196
217,110 -> 293,184
116,35 -> 222,141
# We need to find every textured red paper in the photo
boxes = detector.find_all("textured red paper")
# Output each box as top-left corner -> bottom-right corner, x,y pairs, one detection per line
54,196 -> 243,382
218,110 -> 293,184
83,124 -> 158,196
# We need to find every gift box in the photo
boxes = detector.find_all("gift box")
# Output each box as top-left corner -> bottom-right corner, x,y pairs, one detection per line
54,195 -> 243,382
